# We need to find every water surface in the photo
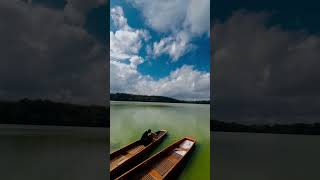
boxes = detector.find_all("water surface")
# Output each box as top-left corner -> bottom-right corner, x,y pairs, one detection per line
0,124 -> 108,180
110,101 -> 210,180
212,132 -> 320,180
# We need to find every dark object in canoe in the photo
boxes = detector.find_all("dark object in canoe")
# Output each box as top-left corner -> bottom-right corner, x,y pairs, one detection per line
110,130 -> 167,179
116,136 -> 196,180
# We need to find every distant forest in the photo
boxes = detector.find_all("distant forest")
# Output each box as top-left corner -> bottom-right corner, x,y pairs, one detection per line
3,98 -> 319,134
0,99 -> 109,127
110,93 -> 210,104
212,120 -> 320,135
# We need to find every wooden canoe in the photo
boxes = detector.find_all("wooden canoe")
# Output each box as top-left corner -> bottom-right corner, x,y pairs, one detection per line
110,130 -> 167,179
116,136 -> 196,180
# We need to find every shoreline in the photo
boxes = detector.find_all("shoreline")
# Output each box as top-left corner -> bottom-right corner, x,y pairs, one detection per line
0,124 -> 108,136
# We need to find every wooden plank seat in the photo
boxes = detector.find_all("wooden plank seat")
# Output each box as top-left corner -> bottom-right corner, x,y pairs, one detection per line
154,159 -> 174,176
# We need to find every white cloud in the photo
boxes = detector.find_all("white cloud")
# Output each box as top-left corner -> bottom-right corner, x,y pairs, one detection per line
129,0 -> 209,34
129,55 -> 144,69
110,5 -> 209,100
129,0 -> 210,61
110,6 -> 149,61
212,11 -> 320,123
184,0 -> 210,35
110,30 -> 144,60
152,31 -> 194,61
63,0 -> 106,25
0,0 -> 106,105
111,63 -> 210,100
128,0 -> 188,33
110,6 -> 128,30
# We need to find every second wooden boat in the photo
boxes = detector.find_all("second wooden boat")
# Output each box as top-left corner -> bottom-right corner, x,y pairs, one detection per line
110,130 -> 167,179
116,136 -> 196,180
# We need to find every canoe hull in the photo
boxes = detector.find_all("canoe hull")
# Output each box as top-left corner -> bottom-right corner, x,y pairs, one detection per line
110,130 -> 167,179
162,140 -> 196,180
117,137 -> 196,180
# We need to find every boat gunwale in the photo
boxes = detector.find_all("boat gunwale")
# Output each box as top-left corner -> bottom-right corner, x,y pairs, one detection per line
116,136 -> 196,180
111,129 -> 167,157
110,129 -> 168,174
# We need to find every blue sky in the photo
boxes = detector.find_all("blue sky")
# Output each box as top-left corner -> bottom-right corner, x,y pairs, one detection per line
110,0 -> 210,100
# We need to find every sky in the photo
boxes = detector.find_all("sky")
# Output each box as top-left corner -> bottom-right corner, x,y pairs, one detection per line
110,0 -> 210,101
0,0 -> 107,105
212,0 -> 320,124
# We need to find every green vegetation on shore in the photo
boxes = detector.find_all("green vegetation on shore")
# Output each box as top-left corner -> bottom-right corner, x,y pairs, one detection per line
111,93 -> 210,104
0,99 -> 109,127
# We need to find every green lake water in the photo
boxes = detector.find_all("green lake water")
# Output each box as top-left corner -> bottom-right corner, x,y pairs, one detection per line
212,132 -> 320,180
0,125 -> 108,180
110,101 -> 210,180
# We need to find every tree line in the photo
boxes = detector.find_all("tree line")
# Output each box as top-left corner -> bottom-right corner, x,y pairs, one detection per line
0,98 -> 109,127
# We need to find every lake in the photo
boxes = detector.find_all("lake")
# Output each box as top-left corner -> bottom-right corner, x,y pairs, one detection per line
0,124 -> 108,180
110,101 -> 210,180
212,132 -> 320,180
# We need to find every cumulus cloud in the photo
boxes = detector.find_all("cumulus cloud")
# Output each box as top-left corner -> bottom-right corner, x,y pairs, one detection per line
152,31 -> 194,61
110,30 -> 146,60
110,6 -> 149,61
110,6 -> 128,30
63,0 -> 106,25
129,56 -> 144,69
129,0 -> 210,61
111,64 -> 210,100
110,5 -> 210,100
0,0 -> 107,105
212,10 -> 320,124
129,0 -> 209,34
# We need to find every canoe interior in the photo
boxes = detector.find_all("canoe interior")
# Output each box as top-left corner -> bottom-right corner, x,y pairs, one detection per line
110,130 -> 167,177
117,137 -> 196,180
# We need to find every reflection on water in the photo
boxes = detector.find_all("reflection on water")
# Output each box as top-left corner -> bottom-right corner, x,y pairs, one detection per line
0,125 -> 108,180
110,101 -> 210,180
212,132 -> 320,180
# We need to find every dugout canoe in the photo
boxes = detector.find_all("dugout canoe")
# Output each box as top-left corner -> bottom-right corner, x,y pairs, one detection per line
116,136 -> 196,180
110,130 -> 167,179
